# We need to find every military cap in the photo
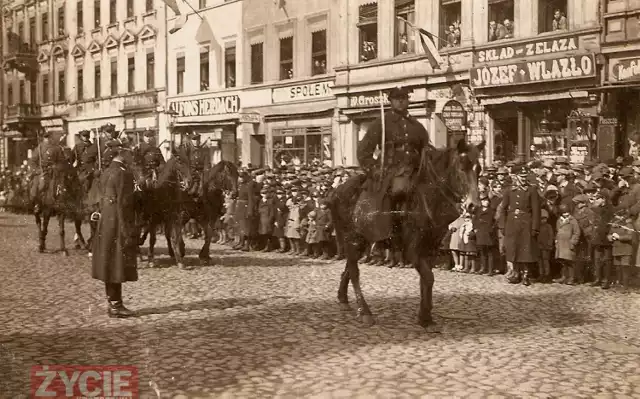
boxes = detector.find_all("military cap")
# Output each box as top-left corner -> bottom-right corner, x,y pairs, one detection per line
106,140 -> 122,148
496,166 -> 508,175
584,160 -> 597,168
545,184 -> 559,193
308,210 -> 317,218
542,158 -> 555,168
571,164 -> 584,171
556,168 -> 569,175
512,164 -> 528,176
42,130 -> 52,138
572,194 -> 589,203
529,160 -> 542,169
190,132 -> 201,139
619,167 -> 634,177
485,165 -> 497,173
506,161 -> 517,167
260,187 -> 269,194
389,86 -> 411,99
583,182 -> 597,193
276,187 -> 284,194
144,129 -> 155,138
555,156 -> 569,165
290,179 -> 300,186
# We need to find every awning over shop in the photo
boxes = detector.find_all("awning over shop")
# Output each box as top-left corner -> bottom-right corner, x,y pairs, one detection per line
589,83 -> 640,91
479,90 -> 589,106
173,114 -> 239,126
248,99 -> 335,121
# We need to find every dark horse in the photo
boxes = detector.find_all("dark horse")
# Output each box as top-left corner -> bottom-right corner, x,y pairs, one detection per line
184,160 -> 238,265
131,163 -> 163,267
329,139 -> 484,332
31,164 -> 92,255
150,155 -> 192,268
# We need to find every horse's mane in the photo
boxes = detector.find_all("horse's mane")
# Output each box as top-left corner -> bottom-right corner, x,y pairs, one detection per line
157,156 -> 182,187
207,160 -> 238,191
418,147 -> 468,200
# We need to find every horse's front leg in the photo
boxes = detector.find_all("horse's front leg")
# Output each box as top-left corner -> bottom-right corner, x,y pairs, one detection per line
346,239 -> 374,326
58,214 -> 69,256
74,217 -> 87,250
147,222 -> 156,267
416,257 -> 441,333
165,220 -> 175,259
169,217 -> 187,269
198,217 -> 213,265
35,210 -> 44,253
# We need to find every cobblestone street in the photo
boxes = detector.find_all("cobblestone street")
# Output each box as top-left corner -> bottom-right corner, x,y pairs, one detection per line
1,212 -> 640,398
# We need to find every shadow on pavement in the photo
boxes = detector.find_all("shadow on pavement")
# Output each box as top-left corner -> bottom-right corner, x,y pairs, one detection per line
0,290 -> 603,397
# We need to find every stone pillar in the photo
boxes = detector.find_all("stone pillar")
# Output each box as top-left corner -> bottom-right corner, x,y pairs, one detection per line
460,0 -> 474,47
517,108 -> 526,162
472,0 -> 489,45
377,0 -> 393,60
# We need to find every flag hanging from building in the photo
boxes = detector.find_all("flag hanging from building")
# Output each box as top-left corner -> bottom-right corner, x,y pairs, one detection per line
161,0 -> 181,15
160,0 -> 187,33
396,16 -> 443,70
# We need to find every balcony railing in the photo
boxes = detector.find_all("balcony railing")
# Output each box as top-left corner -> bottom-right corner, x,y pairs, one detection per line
3,33 -> 38,75
6,103 -> 42,120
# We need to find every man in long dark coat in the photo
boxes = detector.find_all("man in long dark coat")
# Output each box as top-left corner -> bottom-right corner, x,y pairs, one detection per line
499,164 -> 541,286
91,145 -> 138,318
234,171 -> 257,251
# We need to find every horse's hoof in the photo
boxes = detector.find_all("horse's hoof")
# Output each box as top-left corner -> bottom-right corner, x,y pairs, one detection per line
359,314 -> 375,326
61,250 -> 69,257
178,263 -> 187,270
338,302 -> 352,311
422,322 -> 442,333
199,257 -> 212,266
88,252 -> 93,258
147,261 -> 155,268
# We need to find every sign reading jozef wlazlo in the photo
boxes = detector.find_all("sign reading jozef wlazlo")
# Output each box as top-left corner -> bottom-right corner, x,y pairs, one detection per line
470,54 -> 596,88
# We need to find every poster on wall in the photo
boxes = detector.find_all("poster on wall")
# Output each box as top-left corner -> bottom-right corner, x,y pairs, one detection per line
570,144 -> 589,163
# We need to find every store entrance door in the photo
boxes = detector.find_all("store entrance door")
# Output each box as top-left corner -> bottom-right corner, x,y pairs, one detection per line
493,117 -> 518,162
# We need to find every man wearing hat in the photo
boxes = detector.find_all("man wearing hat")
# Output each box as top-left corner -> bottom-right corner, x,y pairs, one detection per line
29,130 -> 67,208
498,163 -> 540,286
178,132 -> 211,197
137,129 -> 166,169
355,85 -> 434,246
73,130 -> 92,167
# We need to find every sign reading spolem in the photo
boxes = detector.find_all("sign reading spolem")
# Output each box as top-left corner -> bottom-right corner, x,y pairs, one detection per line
272,81 -> 333,103
441,100 -> 467,132
470,54 -> 596,88
31,365 -> 139,398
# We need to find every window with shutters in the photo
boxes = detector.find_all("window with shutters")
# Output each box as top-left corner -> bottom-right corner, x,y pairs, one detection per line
77,1 -> 84,34
311,30 -> 327,76
279,37 -> 293,80
395,0 -> 415,55
29,17 -> 36,47
225,46 -> 236,88
272,127 -> 333,166
30,81 -> 37,103
95,65 -> 101,98
176,56 -> 185,94
42,13 -> 49,41
250,43 -> 263,84
42,75 -> 49,103
109,0 -> 116,24
358,4 -> 377,62
488,0 -> 515,41
77,68 -> 84,100
200,47 -> 210,91
440,0 -> 461,48
146,52 -> 155,90
110,58 -> 117,95
127,56 -> 135,92
58,71 -> 65,102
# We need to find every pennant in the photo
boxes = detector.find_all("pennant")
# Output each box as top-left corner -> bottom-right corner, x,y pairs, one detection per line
161,0 -> 181,16
170,15 -> 187,34
395,16 -> 443,70
195,17 -> 215,43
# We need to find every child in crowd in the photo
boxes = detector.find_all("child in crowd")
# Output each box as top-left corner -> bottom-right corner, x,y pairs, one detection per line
537,209 -> 555,282
459,207 -> 477,273
555,203 -> 581,285
473,193 -> 496,275
448,205 -> 465,271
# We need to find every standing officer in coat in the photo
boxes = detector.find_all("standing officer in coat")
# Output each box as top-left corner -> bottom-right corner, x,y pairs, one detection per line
91,143 -> 138,318
499,164 -> 541,286
355,86 -> 434,255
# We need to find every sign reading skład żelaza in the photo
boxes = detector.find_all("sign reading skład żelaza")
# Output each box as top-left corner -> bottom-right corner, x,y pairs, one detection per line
441,100 -> 467,132
474,35 -> 580,63
169,95 -> 240,117
470,54 -> 595,88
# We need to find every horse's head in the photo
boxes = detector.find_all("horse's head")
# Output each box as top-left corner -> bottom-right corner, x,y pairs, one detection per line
210,160 -> 239,194
157,156 -> 192,192
454,139 -> 485,211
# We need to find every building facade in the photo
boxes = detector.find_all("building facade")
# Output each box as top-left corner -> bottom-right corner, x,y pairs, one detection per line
239,0 -> 339,167
1,0 -> 170,167
165,0 -> 243,165
333,0 -> 602,166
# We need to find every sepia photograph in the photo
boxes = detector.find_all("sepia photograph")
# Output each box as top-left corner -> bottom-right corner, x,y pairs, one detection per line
0,0 -> 639,397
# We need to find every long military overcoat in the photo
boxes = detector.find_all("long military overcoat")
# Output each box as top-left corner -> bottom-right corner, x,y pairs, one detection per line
499,185 -> 541,263
91,160 -> 138,284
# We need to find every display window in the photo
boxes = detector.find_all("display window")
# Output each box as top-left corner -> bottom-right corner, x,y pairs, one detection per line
273,126 -> 332,166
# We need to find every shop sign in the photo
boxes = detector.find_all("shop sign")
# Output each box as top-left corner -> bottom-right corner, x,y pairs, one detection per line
470,54 -> 595,89
599,116 -> 618,125
239,112 -> 261,124
169,95 -> 240,117
348,92 -> 390,108
474,34 -> 579,63
441,100 -> 467,132
122,93 -> 157,111
40,118 -> 65,128
272,81 -> 333,103
610,58 -> 640,82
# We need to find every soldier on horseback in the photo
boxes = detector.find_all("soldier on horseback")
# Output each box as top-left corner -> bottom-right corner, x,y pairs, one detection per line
356,86 -> 434,264
178,132 -> 211,197
29,130 -> 67,213
138,129 -> 166,168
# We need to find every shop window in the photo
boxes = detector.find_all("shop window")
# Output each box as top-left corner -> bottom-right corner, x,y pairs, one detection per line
200,47 -> 210,91
440,0 -> 461,48
29,17 -> 36,47
539,0 -> 567,33
110,58 -> 117,95
42,74 -> 49,103
272,127 -> 333,166
225,45 -> 236,88
146,52 -> 155,90
176,55 -> 185,94
146,0 -> 154,12
109,0 -> 116,24
358,4 -> 377,62
58,71 -> 66,102
7,86 -> 13,106
488,0 -> 514,42
311,30 -> 327,76
279,37 -> 294,80
58,6 -> 65,36
94,65 -> 101,98
42,12 -> 49,41
19,81 -> 25,103
127,55 -> 135,92
250,43 -> 263,84
77,68 -> 84,100
77,1 -> 83,34
395,0 -> 416,55
94,0 -> 100,28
